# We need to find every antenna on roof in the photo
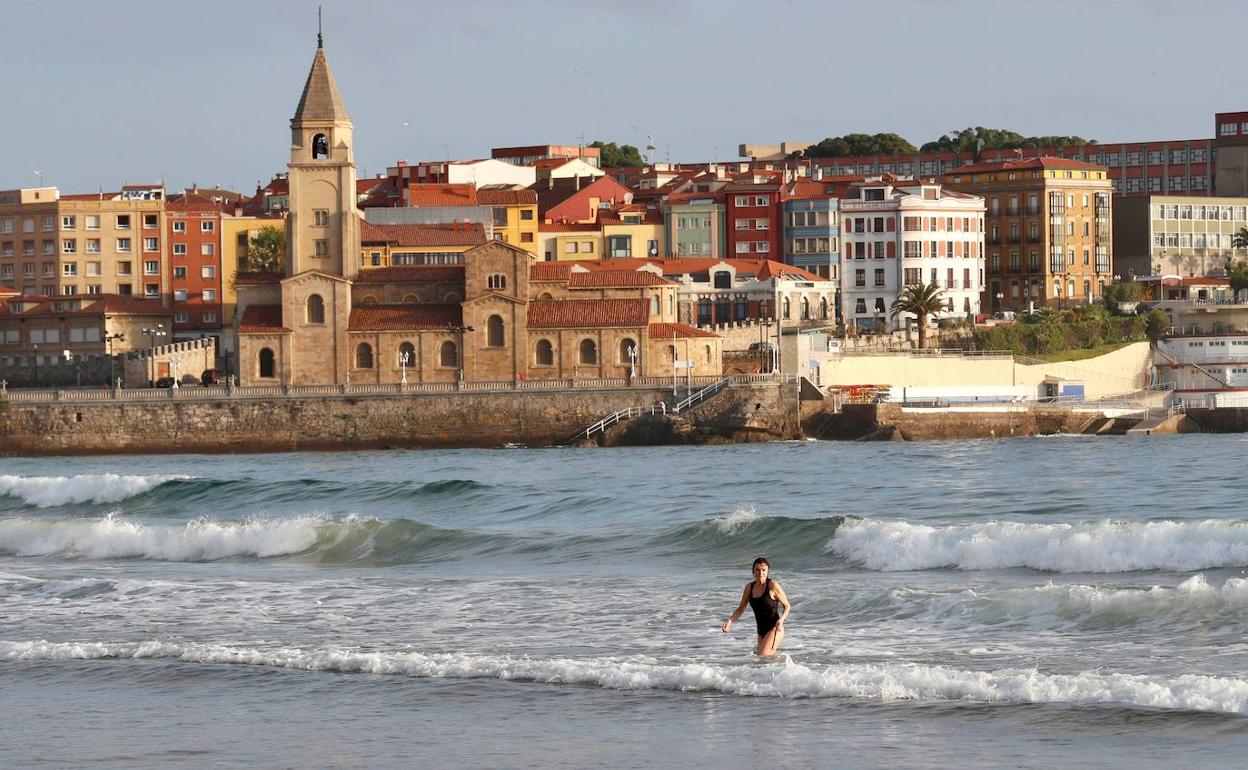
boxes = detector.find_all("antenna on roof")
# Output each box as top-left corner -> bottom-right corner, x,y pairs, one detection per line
317,5 -> 323,48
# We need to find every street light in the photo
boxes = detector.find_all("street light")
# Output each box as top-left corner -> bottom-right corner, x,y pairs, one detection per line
140,323 -> 167,386
995,291 -> 1004,311
761,318 -> 773,373
32,343 -> 39,387
106,331 -> 125,389
170,353 -> 181,388
449,325 -> 474,382
399,350 -> 409,385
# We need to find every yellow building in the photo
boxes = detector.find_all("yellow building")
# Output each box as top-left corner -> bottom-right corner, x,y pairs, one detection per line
600,205 -> 665,259
539,222 -> 603,262
478,186 -> 539,255
56,189 -> 167,300
222,215 -> 285,325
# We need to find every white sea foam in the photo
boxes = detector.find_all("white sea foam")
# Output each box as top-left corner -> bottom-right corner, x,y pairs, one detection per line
0,473 -> 190,507
0,514 -> 324,561
710,506 -> 759,533
4,639 -> 1247,715
830,518 -> 1248,572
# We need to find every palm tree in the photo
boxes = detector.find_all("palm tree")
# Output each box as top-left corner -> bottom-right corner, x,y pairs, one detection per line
891,282 -> 946,349
1232,226 -> 1248,250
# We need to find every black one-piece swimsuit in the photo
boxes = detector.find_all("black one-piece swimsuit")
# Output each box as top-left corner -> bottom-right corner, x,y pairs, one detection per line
749,579 -> 780,636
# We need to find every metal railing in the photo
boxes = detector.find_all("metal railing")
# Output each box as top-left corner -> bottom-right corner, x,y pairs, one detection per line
0,373 -> 789,405
673,376 -> 731,414
565,402 -> 669,444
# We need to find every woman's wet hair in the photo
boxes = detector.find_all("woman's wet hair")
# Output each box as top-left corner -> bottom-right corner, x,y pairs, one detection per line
752,557 -> 770,569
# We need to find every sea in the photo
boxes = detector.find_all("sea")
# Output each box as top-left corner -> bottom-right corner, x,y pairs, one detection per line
3,436 -> 1248,769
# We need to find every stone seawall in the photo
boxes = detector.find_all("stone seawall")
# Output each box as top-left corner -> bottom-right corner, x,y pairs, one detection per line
806,402 -> 1111,440
0,383 -> 799,456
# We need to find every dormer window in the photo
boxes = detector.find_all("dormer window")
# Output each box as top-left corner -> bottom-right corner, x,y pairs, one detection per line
312,133 -> 329,160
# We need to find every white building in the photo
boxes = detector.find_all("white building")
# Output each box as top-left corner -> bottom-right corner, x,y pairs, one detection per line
1150,282 -> 1248,406
839,177 -> 986,331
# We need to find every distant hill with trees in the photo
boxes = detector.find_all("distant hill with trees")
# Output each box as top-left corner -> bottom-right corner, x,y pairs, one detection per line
792,127 -> 1096,160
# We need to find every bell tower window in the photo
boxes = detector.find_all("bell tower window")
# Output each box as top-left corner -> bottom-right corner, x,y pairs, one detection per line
312,133 -> 329,160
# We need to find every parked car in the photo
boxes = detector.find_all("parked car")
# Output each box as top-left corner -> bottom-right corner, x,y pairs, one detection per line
747,342 -> 776,352
201,368 -> 221,385
154,376 -> 177,388
993,311 -> 1017,321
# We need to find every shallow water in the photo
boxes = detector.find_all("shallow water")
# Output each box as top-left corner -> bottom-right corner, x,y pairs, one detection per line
3,436 -> 1248,768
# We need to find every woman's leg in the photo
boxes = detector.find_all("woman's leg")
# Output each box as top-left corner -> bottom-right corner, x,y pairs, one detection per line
757,626 -> 784,656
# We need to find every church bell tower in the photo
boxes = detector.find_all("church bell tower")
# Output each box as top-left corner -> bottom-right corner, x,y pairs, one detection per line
286,26 -> 359,279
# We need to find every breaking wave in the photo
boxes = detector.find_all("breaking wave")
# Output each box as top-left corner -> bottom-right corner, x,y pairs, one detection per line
0,474 -> 191,508
5,640 -> 1247,715
830,518 -> 1248,573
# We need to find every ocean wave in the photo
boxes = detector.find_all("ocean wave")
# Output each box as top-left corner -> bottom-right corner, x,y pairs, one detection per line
0,474 -> 191,508
665,512 -> 847,560
5,640 -> 1247,715
830,519 -> 1248,573
0,513 -> 518,563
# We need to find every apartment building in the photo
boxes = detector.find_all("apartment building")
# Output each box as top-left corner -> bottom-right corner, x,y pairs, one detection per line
662,192 -> 726,257
781,180 -> 840,285
0,187 -> 60,296
840,178 -> 986,331
724,182 -> 782,259
1113,195 -> 1248,279
492,144 -> 601,168
943,158 -> 1112,311
166,193 -> 225,341
55,185 -> 167,300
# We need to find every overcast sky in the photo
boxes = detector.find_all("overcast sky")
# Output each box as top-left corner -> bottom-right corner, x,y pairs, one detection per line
3,0 -> 1246,194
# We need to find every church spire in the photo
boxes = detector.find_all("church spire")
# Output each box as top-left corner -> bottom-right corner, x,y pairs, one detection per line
317,5 -> 323,49
291,34 -> 349,126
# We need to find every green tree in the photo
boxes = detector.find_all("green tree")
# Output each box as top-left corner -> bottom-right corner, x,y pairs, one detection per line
1232,226 -> 1248,250
1225,257 -> 1248,300
1101,280 -> 1144,313
920,127 -> 1096,159
794,133 -> 918,159
244,226 -> 285,273
891,282 -> 945,349
590,140 -> 645,167
1145,308 -> 1172,341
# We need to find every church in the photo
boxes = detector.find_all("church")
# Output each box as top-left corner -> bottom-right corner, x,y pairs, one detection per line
232,36 -> 721,386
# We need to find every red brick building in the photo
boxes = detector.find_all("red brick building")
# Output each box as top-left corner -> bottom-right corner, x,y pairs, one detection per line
166,193 -> 224,342
723,182 -> 783,258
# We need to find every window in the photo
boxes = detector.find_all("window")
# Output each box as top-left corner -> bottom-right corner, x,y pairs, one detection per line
314,240 -> 328,257
201,221 -> 215,232
42,216 -> 54,231
855,269 -> 866,288
61,215 -> 76,230
173,289 -> 188,302
86,239 -> 100,254
874,269 -> 885,287
520,209 -> 534,221
735,196 -> 749,207
144,284 -> 159,297
117,238 -> 131,252
755,196 -> 768,206
535,340 -> 554,366
440,341 -> 458,368
62,263 -> 77,276
487,315 -> 504,347
580,241 -> 594,254
143,260 -> 159,275
116,214 -> 131,229
314,209 -> 329,226
62,239 -> 76,254
306,294 -> 325,324
172,220 -> 186,233
355,343 -> 374,369
396,341 -> 416,368
579,339 -> 598,365
800,297 -> 810,319
607,235 -> 632,258
202,266 -> 215,278
203,289 -> 216,302
258,348 -> 276,378
487,274 -> 507,290
144,237 -> 159,252
173,266 -> 187,279
173,244 -> 187,256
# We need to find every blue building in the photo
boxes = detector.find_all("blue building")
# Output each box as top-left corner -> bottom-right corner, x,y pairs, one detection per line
782,186 -> 840,320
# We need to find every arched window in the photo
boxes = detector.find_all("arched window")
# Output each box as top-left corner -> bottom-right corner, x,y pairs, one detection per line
487,274 -> 507,291
713,271 -> 732,289
487,315 -> 504,347
402,294 -> 418,304
801,297 -> 810,320
258,348 -> 275,378
312,133 -> 329,160
538,292 -> 554,301
440,341 -> 458,367
783,297 -> 792,319
306,294 -> 325,324
651,295 -> 659,315
397,342 -> 415,368
705,345 -> 712,363
443,292 -> 462,303
355,343 -> 374,369
360,296 -> 377,306
735,296 -> 748,320
535,339 -> 554,366
820,297 -> 829,320
619,338 -> 636,364
697,298 -> 712,325
579,339 -> 598,365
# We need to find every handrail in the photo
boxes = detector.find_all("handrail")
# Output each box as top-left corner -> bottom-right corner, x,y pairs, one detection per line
563,402 -> 668,445
673,376 -> 731,414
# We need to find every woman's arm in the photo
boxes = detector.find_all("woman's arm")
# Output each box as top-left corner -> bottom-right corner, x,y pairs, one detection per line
773,581 -> 791,625
721,584 -> 751,633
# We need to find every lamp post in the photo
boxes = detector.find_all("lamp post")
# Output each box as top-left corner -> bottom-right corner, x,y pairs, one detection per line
399,350 -> 409,385
760,317 -> 772,373
170,353 -> 181,388
995,291 -> 1004,312
626,343 -> 637,380
141,323 -> 166,386
449,325 -> 474,382
32,343 -> 39,388
105,331 -> 125,389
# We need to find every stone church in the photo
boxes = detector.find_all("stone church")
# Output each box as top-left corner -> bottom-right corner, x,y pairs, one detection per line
233,37 -> 721,386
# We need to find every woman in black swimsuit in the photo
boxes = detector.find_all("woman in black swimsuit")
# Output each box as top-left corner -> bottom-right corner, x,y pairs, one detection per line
721,557 -> 791,656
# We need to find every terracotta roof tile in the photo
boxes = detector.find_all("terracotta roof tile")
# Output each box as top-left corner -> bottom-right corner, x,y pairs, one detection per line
348,303 -> 462,331
355,266 -> 465,283
235,271 -> 284,285
360,221 -> 486,247
567,271 -> 672,288
476,187 -> 538,205
648,322 -> 719,339
238,304 -> 290,333
528,299 -> 648,329
530,262 -> 573,281
538,222 -> 601,232
405,183 -> 479,207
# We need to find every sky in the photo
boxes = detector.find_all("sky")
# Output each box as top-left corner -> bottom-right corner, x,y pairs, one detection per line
2,0 -> 1247,194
